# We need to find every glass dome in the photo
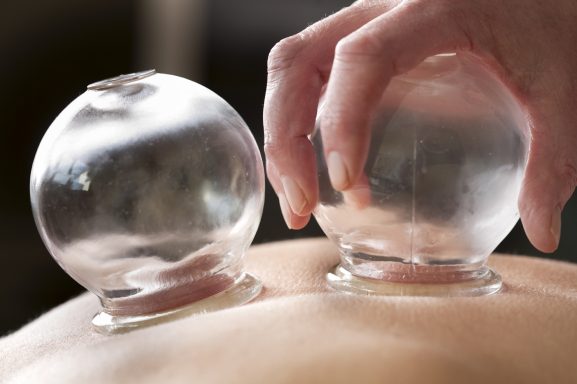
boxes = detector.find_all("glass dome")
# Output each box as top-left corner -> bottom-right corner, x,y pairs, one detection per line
30,70 -> 265,333
312,54 -> 529,296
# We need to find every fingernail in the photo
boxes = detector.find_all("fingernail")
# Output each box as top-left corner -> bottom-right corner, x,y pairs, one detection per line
278,193 -> 293,229
550,205 -> 562,247
327,151 -> 349,190
281,176 -> 308,215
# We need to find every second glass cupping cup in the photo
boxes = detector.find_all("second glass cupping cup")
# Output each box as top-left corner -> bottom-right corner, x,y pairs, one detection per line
30,70 -> 265,334
313,54 -> 529,296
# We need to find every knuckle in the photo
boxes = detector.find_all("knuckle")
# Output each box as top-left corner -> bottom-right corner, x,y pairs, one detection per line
263,140 -> 285,161
320,108 -> 362,138
320,110 -> 345,133
352,0 -> 401,11
335,32 -> 384,60
267,34 -> 307,74
351,0 -> 381,9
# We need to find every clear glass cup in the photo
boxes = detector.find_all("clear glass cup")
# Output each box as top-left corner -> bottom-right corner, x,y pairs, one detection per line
30,70 -> 265,333
312,54 -> 529,296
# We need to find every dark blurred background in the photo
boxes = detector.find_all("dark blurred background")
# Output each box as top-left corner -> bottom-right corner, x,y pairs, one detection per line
1,0 -> 575,336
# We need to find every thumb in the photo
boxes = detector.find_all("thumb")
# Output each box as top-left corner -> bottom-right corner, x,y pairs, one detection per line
519,111 -> 577,253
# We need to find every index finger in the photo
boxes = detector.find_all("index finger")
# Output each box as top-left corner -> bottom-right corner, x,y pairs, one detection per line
263,1 -> 400,228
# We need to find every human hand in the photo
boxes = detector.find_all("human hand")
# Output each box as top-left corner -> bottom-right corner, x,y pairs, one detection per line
263,0 -> 577,253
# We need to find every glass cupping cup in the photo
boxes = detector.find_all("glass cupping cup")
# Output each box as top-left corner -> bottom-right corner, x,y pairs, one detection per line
312,54 -> 529,296
30,70 -> 265,333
